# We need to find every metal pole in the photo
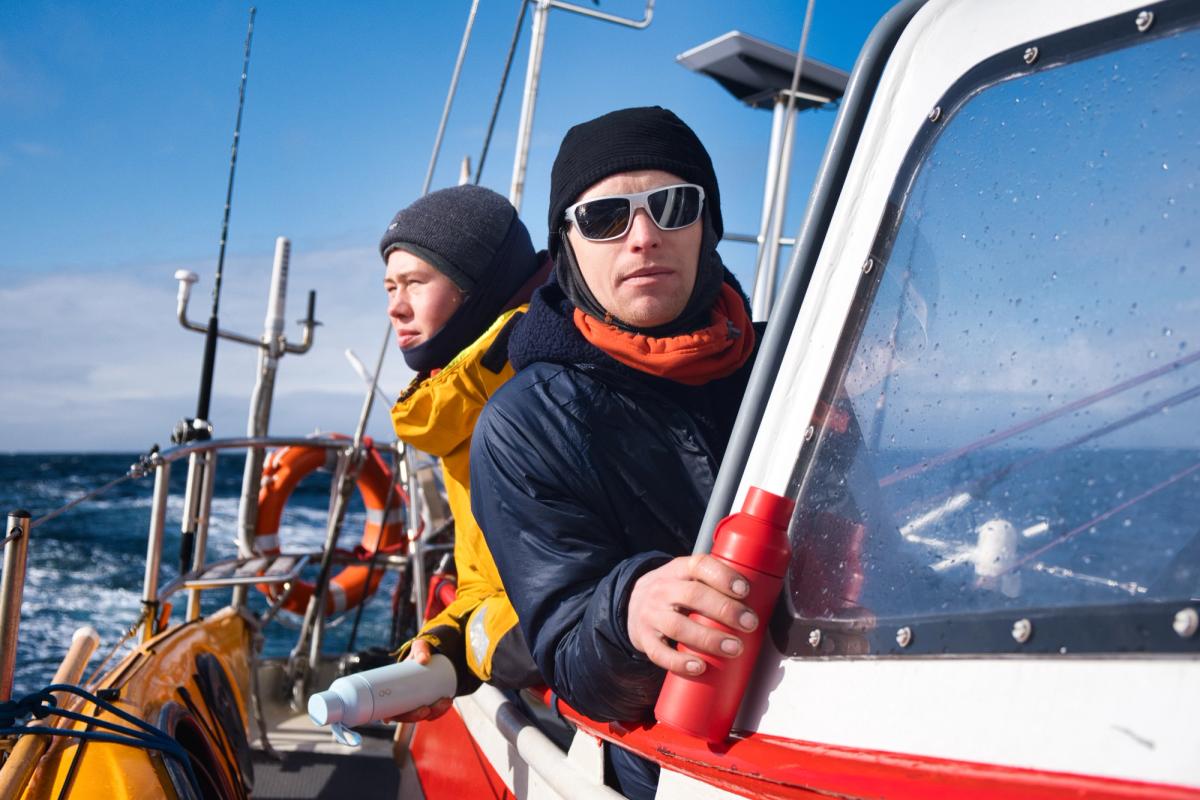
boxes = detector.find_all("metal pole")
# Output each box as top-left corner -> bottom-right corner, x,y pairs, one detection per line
750,99 -> 788,320
233,237 -> 290,609
237,238 -> 290,557
187,449 -> 218,621
546,0 -> 653,28
509,0 -> 551,212
762,106 -> 798,311
422,0 -> 481,196
291,325 -> 391,703
141,462 -> 172,643
408,448 -> 430,627
748,0 -> 815,322
305,452 -> 350,675
1,510 -> 32,702
178,453 -> 206,574
288,449 -> 350,706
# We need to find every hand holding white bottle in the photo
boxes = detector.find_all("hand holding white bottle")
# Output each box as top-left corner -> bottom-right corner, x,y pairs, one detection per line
308,653 -> 456,747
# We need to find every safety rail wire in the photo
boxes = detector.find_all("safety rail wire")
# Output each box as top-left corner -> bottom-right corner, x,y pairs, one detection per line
895,381 -> 1200,521
0,683 -> 201,794
880,349 -> 1200,488
474,0 -> 529,184
82,607 -> 151,690
421,0 -> 480,195
1003,461 -> 1200,576
22,437 -> 353,532
28,474 -> 138,532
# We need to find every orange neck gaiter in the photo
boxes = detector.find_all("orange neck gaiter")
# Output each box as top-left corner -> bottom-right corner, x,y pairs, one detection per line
573,283 -> 755,386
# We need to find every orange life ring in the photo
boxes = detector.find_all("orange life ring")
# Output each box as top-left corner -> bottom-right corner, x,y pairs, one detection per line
254,436 -> 408,616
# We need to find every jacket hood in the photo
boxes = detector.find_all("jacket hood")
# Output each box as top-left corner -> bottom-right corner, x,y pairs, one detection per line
391,306 -> 525,457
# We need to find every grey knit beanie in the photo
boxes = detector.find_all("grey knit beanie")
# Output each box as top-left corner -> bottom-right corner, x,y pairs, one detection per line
379,184 -> 541,372
380,184 -> 517,292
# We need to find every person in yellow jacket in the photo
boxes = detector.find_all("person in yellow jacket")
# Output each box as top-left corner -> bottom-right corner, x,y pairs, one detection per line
379,184 -> 549,720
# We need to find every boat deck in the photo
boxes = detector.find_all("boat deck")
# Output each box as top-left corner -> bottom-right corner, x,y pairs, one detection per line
251,668 -> 421,799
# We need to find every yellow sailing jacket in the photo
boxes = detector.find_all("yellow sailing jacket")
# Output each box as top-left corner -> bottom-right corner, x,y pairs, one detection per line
390,306 -> 535,691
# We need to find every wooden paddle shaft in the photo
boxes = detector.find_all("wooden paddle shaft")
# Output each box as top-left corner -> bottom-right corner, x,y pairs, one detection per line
0,626 -> 100,798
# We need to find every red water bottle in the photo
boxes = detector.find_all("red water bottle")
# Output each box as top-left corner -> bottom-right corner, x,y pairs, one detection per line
654,486 -> 794,742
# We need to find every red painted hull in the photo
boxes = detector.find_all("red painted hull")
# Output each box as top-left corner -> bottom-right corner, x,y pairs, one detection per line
538,689 -> 1200,800
410,707 -> 514,800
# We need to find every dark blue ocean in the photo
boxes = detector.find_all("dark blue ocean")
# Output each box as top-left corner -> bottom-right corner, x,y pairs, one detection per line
1,452 -> 399,699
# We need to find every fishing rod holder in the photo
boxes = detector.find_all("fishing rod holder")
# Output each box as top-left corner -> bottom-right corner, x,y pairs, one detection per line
174,269 -> 319,356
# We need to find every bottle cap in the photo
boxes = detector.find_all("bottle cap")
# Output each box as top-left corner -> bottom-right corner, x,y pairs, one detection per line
308,690 -> 343,726
742,486 -> 795,530
713,487 -> 794,577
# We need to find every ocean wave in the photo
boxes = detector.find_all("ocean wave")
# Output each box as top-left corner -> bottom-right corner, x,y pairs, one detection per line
5,454 -> 406,697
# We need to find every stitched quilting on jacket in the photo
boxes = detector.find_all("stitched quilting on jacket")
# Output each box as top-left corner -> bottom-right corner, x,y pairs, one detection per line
391,305 -> 539,694
470,274 -> 758,721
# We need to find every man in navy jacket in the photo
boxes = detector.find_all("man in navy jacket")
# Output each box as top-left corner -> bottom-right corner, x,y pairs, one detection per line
471,107 -> 761,799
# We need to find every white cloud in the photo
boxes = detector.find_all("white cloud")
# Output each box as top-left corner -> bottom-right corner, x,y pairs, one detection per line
0,245 -> 414,451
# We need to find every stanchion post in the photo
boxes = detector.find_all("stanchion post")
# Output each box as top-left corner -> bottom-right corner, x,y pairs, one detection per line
1,510 -> 32,702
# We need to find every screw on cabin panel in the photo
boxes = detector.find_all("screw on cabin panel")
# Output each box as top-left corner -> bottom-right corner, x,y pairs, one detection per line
1135,10 -> 1154,32
808,628 -> 822,648
895,627 -> 912,648
804,425 -> 815,442
928,106 -> 941,123
862,257 -> 874,275
1011,618 -> 1033,644
1023,46 -> 1039,65
1174,607 -> 1199,638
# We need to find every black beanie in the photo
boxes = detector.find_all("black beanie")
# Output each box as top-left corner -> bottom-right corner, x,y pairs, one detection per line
380,185 -> 539,372
547,106 -> 723,258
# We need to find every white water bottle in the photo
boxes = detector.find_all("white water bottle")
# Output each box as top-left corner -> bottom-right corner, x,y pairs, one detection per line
308,654 -> 456,747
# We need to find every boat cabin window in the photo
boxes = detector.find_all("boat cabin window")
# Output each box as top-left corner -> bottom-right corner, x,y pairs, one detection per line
779,9 -> 1200,656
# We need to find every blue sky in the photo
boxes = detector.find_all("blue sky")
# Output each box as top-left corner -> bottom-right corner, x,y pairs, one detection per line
0,1 -> 893,451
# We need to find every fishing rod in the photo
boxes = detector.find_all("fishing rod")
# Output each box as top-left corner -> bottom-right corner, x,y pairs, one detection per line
177,6 -> 256,444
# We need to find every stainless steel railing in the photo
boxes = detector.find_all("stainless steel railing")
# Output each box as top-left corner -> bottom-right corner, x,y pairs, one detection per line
135,436 -> 368,643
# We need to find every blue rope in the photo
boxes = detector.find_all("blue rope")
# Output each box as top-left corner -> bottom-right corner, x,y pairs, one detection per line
1,683 -> 202,794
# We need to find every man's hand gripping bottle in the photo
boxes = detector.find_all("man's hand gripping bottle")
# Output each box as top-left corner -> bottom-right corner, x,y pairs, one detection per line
654,486 -> 794,742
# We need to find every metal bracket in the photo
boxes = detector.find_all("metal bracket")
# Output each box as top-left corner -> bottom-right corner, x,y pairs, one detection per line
174,269 -> 319,353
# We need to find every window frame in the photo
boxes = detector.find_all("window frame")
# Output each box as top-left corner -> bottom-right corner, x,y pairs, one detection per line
767,0 -> 1200,659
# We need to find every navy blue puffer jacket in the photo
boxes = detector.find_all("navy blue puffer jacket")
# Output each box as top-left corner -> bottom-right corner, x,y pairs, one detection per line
470,273 -> 758,722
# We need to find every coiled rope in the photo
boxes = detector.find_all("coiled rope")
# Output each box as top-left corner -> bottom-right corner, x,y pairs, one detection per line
0,682 -> 200,794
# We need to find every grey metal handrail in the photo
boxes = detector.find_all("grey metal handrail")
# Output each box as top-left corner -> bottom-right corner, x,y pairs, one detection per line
153,435 -> 353,466
694,0 -> 931,553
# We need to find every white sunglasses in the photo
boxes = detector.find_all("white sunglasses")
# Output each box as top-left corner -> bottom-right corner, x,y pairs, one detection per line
563,183 -> 705,241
